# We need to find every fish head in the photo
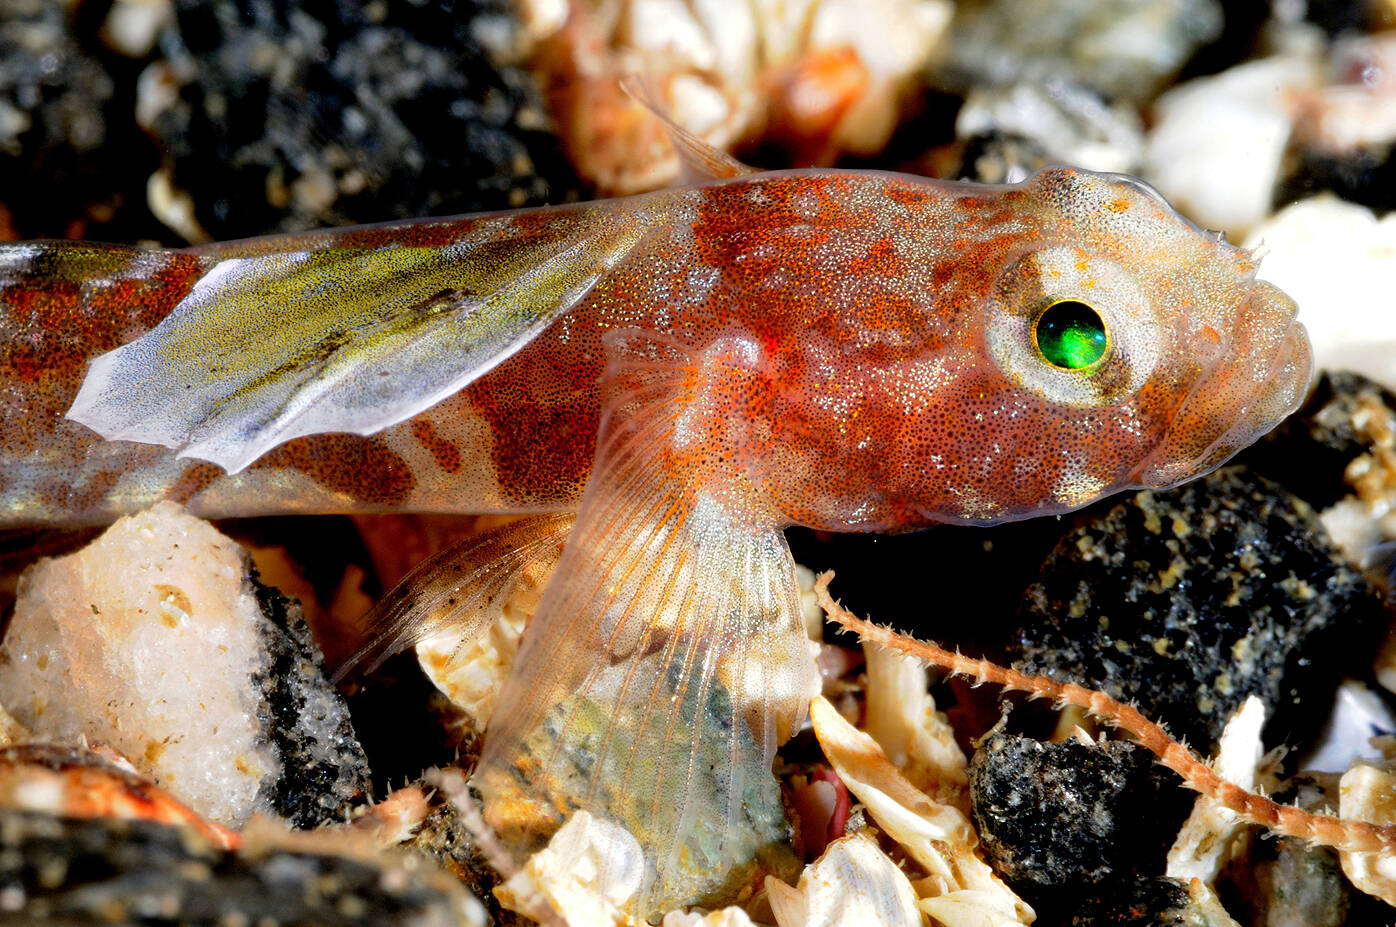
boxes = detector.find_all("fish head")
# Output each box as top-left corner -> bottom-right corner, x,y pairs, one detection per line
895,167 -> 1312,525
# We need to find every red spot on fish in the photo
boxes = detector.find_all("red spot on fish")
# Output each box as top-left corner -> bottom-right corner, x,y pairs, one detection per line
261,434 -> 416,506
410,418 -> 462,474
167,461 -> 226,505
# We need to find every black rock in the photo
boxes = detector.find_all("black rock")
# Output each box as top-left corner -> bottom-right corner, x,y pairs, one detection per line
1274,36 -> 1396,214
1300,0 -> 1393,37
970,730 -> 1193,913
1277,146 -> 1396,217
1012,466 -> 1382,751
953,80 -> 1144,183
956,130 -> 1055,184
0,809 -> 484,925
1065,876 -> 1195,925
404,778 -> 530,927
145,0 -> 580,240
249,572 -> 373,829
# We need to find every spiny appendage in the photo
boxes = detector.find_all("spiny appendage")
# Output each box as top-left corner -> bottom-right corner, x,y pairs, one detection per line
812,571 -> 1396,855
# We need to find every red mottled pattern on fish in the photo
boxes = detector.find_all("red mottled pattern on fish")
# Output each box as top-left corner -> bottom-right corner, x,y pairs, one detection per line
0,169 -> 1309,528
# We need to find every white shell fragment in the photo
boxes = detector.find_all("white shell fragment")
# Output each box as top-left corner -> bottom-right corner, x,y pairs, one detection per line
1338,762 -> 1396,905
1244,196 -> 1396,393
101,0 -> 174,58
765,831 -> 922,927
1302,681 -> 1396,774
0,702 -> 31,748
516,0 -> 951,192
1181,880 -> 1244,927
1142,52 -> 1321,236
0,502 -> 279,826
1166,695 -> 1266,884
416,616 -> 528,728
495,811 -> 647,926
861,642 -> 969,811
808,696 -> 1033,925
793,564 -> 826,642
956,82 -> 1145,176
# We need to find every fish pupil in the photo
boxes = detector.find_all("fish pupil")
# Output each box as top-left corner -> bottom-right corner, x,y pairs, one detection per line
1036,300 -> 1107,370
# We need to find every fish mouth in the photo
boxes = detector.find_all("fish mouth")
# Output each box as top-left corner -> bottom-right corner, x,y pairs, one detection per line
1135,280 -> 1314,490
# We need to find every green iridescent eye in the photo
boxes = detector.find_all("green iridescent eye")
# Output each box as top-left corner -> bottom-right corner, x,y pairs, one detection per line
1035,300 -> 1108,370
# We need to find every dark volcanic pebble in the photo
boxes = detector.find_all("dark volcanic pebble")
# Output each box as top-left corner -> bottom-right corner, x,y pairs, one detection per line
250,574 -> 373,829
1012,466 -> 1381,750
969,730 -> 1193,911
1277,146 -> 1396,216
956,130 -> 1055,184
145,0 -> 579,240
1274,36 -> 1396,214
953,80 -> 1143,184
0,809 -> 483,925
1302,0 -> 1394,37
1064,876 -> 1194,925
403,780 -> 529,927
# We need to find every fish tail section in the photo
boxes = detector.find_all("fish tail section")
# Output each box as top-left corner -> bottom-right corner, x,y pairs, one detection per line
0,241 -> 212,525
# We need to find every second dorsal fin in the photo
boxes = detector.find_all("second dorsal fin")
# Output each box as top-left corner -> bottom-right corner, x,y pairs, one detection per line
620,74 -> 756,184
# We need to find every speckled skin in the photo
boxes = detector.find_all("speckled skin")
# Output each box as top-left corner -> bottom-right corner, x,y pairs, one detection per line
0,167 -> 1309,529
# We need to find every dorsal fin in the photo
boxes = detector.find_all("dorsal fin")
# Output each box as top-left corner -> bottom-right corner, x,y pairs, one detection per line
620,75 -> 756,184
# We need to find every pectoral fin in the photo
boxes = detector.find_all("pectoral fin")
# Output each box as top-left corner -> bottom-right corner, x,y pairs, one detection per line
66,204 -> 664,473
473,330 -> 817,914
331,513 -> 575,682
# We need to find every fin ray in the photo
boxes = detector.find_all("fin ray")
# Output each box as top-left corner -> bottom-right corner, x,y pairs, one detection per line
332,513 -> 575,682
620,75 -> 756,184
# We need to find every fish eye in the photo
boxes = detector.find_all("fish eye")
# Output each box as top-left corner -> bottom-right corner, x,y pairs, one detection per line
1034,300 -> 1108,370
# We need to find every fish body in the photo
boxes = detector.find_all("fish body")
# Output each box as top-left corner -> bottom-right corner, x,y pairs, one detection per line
0,166 -> 1312,912
1,168 -> 1307,529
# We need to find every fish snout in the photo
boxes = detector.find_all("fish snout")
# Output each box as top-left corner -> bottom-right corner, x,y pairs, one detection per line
1136,281 -> 1313,489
